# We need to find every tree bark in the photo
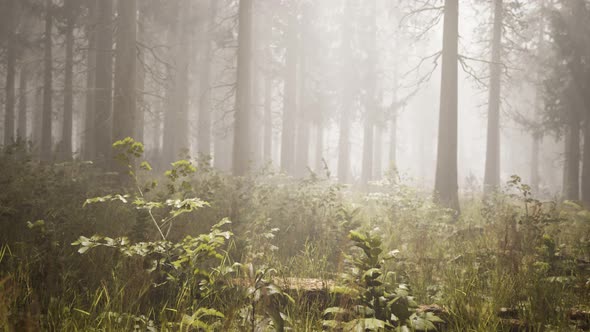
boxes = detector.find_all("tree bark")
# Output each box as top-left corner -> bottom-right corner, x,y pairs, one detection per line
197,0 -> 215,160
434,0 -> 460,212
94,0 -> 113,166
61,0 -> 75,161
281,10 -> 297,175
113,0 -> 137,145
263,72 -> 272,163
295,39 -> 309,177
17,63 -> 28,143
315,122 -> 324,173
361,0 -> 377,186
232,0 -> 253,175
3,0 -> 17,146
83,0 -> 97,160
564,92 -> 581,201
40,0 -> 53,162
163,0 -> 191,165
337,1 -> 354,184
483,0 -> 503,195
136,2 -> 146,146
374,124 -> 383,180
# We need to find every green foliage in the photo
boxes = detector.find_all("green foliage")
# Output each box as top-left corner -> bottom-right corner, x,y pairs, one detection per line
323,230 -> 442,331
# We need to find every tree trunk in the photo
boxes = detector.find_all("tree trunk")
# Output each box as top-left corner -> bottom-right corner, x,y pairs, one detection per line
3,0 -> 17,146
530,0 -> 546,193
163,0 -> 191,165
113,0 -> 137,146
389,111 -> 397,170
40,0 -> 53,162
564,96 -> 581,201
94,0 -> 113,166
434,0 -> 460,211
337,2 -> 354,184
315,122 -> 324,173
197,0 -> 215,160
374,125 -> 383,180
136,2 -> 146,146
17,63 -> 28,142
83,0 -> 97,160
263,72 -> 272,163
483,0 -> 503,195
232,0 -> 253,175
281,11 -> 297,175
295,40 -> 309,177
360,0 -> 377,187
61,0 -> 75,161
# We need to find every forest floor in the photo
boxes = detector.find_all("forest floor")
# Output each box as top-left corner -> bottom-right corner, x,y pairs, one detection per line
0,143 -> 589,331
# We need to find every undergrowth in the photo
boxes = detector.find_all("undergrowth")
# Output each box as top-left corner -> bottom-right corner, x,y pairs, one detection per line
0,140 -> 589,331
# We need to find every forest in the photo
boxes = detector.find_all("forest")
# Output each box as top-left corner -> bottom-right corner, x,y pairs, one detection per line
0,0 -> 589,331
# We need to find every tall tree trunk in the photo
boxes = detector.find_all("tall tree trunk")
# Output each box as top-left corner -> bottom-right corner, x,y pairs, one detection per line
434,0 -> 460,211
163,0 -> 191,165
572,0 -> 590,206
84,0 -> 97,160
337,1 -> 354,184
295,40 -> 309,177
374,125 -> 383,180
113,0 -> 137,145
530,0 -> 546,193
61,0 -> 75,161
389,113 -> 397,170
4,3 -> 16,146
33,85 -> 43,158
17,63 -> 28,142
94,0 -> 113,166
565,95 -> 581,201
232,0 -> 253,175
483,0 -> 503,194
41,0 -> 54,161
263,73 -> 272,163
136,2 -> 146,145
197,0 -> 215,161
4,0 -> 17,146
361,0 -> 377,186
315,122 -> 324,173
281,11 -> 297,175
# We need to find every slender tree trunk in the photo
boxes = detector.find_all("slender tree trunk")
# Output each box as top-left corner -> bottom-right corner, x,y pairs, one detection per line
295,41 -> 309,177
17,63 -> 28,142
198,0 -> 215,160
41,0 -> 54,161
337,1 -> 354,183
361,0 -> 377,186
4,0 -> 17,145
232,0 -> 253,175
530,1 -> 546,193
263,73 -> 272,162
483,0 -> 503,194
374,125 -> 383,180
315,122 -> 324,173
281,11 -> 297,174
565,97 -> 581,201
113,0 -> 137,146
390,110 -> 398,170
94,0 -> 113,165
434,0 -> 460,211
163,0 -> 191,165
61,0 -> 75,161
136,2 -> 146,145
33,85 -> 43,158
84,0 -> 97,160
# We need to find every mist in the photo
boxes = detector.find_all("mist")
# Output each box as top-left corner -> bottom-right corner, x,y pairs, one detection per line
1,0 -> 590,330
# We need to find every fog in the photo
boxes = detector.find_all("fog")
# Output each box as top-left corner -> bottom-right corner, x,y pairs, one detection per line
1,0 -> 588,203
